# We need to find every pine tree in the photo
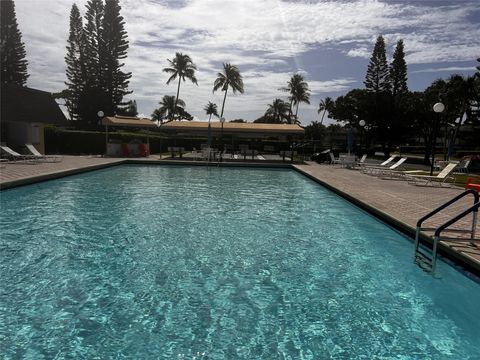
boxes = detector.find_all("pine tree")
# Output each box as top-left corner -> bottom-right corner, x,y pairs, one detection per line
1,0 -> 29,85
364,35 -> 390,93
390,39 -> 408,97
78,0 -> 105,125
64,3 -> 85,120
101,0 -> 132,116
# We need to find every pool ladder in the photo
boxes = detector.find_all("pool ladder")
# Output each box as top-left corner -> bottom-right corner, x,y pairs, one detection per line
414,189 -> 479,275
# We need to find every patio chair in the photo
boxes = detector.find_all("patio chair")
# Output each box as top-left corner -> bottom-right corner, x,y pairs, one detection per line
0,145 -> 37,162
329,152 -> 342,165
371,157 -> 408,177
25,144 -> 61,162
406,162 -> 458,187
360,155 -> 397,173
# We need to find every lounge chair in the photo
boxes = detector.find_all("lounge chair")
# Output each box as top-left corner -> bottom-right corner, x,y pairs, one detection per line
357,154 -> 367,166
25,144 -> 61,162
0,145 -> 37,162
370,157 -> 408,177
406,162 -> 458,187
361,155 -> 397,173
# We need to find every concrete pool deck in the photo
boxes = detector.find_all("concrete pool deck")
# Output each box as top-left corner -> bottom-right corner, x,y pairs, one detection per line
1,156 -> 479,274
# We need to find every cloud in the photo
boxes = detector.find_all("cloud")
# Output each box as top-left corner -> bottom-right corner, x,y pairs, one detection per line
13,0 -> 480,123
411,66 -> 477,74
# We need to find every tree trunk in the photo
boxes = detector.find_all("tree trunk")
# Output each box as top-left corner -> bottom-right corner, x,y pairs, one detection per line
289,99 -> 294,124
172,77 -> 181,121
320,110 -> 326,125
220,86 -> 228,118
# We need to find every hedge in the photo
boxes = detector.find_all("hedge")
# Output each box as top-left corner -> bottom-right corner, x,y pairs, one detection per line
44,126 -> 293,155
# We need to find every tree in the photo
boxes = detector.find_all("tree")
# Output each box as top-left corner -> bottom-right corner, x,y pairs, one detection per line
317,97 -> 334,124
1,0 -> 29,86
151,95 -> 186,124
282,74 -> 310,123
390,39 -> 408,98
364,35 -> 391,93
204,101 -> 219,122
263,98 -> 290,123
117,100 -> 138,117
101,0 -> 132,115
213,63 -> 244,118
78,0 -> 105,125
163,53 -> 197,121
304,121 -> 326,141
64,3 -> 85,120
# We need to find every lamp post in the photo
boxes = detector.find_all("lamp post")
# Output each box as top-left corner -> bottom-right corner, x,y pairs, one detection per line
98,110 -> 106,155
359,120 -> 366,153
220,117 -> 225,161
430,102 -> 445,175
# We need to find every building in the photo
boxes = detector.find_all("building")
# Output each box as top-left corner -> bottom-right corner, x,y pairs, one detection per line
1,83 -> 67,154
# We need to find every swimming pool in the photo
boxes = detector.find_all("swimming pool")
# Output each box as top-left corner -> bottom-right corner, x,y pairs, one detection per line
1,165 -> 479,358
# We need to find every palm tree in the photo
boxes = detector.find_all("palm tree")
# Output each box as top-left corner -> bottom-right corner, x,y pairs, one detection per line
213,63 -> 244,118
265,98 -> 290,123
281,73 -> 310,124
163,53 -> 197,121
204,101 -> 219,123
152,95 -> 186,124
317,97 -> 334,124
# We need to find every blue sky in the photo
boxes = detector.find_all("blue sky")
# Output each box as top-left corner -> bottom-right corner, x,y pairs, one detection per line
15,0 -> 480,125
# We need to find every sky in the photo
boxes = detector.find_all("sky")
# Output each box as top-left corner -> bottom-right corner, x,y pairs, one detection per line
14,0 -> 480,125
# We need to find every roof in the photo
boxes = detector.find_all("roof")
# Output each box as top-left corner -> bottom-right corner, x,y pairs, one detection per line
1,83 -> 67,124
101,116 -> 157,128
161,121 -> 304,136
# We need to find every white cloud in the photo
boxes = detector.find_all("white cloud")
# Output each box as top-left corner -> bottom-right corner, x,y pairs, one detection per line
13,0 -> 480,123
411,66 -> 477,74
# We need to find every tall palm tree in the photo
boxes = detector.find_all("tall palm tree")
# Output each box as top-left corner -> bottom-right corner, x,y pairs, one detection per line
152,95 -> 186,124
265,98 -> 290,123
163,53 -> 197,121
204,101 -> 219,123
281,73 -> 310,124
317,97 -> 334,124
213,63 -> 244,118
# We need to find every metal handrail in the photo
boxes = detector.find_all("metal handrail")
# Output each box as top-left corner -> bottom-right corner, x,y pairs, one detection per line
430,201 -> 479,274
416,189 -> 479,228
414,189 -> 479,275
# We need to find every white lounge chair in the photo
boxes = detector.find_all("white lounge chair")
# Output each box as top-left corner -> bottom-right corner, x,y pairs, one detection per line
361,155 -> 397,173
406,162 -> 458,187
25,144 -> 61,162
0,146 -> 37,162
370,157 -> 408,177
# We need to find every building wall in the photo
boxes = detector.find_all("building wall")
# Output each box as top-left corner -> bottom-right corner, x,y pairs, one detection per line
5,121 -> 45,154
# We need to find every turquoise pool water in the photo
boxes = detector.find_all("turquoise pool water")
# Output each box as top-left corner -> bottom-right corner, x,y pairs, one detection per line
1,165 -> 479,359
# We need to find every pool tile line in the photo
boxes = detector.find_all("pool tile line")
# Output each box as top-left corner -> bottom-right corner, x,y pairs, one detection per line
293,164 -> 480,277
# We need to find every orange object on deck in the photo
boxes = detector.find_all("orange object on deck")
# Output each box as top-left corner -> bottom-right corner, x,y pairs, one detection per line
138,143 -> 148,157
465,177 -> 480,192
121,143 -> 130,157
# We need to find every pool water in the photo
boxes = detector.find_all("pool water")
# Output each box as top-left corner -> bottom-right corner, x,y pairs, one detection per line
1,165 -> 479,359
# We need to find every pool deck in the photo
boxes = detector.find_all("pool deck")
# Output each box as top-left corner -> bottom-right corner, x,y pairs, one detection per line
1,156 -> 479,274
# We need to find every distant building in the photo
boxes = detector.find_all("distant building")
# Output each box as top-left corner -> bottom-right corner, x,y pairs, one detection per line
1,83 -> 67,154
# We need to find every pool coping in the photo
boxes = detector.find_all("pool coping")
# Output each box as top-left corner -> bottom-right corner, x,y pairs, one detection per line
1,158 -> 479,277
293,165 -> 480,278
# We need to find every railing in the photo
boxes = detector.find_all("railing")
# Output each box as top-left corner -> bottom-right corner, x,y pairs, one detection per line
414,189 -> 479,274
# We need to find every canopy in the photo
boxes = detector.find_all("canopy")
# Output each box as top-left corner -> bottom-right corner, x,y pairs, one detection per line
161,121 -> 304,137
101,116 -> 157,128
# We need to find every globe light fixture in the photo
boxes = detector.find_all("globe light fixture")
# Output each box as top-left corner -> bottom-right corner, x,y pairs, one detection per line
430,102 -> 444,175
359,119 -> 366,127
97,110 -> 104,118
433,102 -> 445,113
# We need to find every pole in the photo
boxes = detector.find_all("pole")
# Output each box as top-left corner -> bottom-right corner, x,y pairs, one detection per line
430,114 -> 439,176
